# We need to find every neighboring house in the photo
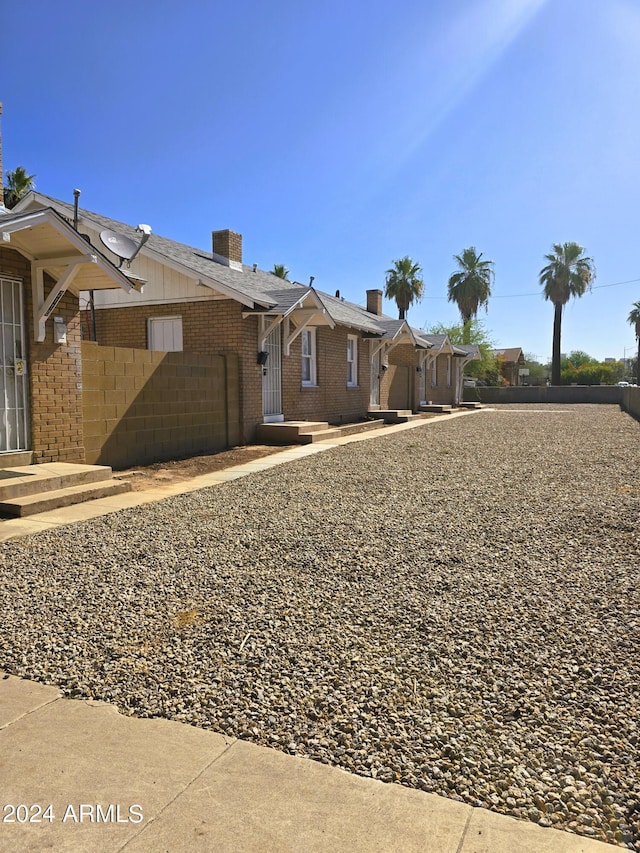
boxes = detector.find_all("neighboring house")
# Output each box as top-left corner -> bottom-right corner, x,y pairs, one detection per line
0,205 -> 133,465
14,192 -> 476,456
493,348 -> 526,385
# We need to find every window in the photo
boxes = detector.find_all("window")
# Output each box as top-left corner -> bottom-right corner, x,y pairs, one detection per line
148,316 -> 183,351
446,355 -> 452,387
431,358 -> 437,387
347,335 -> 358,386
301,328 -> 317,385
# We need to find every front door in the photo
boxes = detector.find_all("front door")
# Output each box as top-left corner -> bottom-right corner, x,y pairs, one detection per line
262,319 -> 283,422
0,278 -> 29,453
370,348 -> 381,408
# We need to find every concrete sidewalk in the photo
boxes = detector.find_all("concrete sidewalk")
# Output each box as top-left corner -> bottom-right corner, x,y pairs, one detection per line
0,675 -> 611,853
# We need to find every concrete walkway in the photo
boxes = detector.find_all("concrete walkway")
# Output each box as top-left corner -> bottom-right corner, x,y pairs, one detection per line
0,675 -> 611,853
0,412 -> 613,851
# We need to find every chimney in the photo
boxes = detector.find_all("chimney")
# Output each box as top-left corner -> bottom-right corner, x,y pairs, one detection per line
212,229 -> 242,265
366,289 -> 383,315
0,102 -> 4,208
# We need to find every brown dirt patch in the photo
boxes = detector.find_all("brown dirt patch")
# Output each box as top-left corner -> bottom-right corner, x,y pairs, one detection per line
114,445 -> 295,492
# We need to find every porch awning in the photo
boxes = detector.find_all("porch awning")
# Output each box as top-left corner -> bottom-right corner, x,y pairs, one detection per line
0,207 -> 134,341
244,287 -> 338,353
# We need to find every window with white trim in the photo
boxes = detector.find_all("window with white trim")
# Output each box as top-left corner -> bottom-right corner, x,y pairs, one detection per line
148,316 -> 183,351
431,358 -> 437,387
446,355 -> 452,387
346,335 -> 358,386
301,328 -> 317,386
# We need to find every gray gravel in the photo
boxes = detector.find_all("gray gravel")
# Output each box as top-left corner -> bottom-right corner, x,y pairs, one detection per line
1,403 -> 639,849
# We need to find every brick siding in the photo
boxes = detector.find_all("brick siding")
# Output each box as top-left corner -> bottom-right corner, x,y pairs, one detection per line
0,247 -> 86,464
281,326 -> 371,424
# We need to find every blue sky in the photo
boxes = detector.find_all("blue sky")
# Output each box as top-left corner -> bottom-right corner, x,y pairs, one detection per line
3,0 -> 640,362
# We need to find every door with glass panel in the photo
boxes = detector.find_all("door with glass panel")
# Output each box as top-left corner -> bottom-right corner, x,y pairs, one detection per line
262,319 -> 283,422
0,278 -> 29,452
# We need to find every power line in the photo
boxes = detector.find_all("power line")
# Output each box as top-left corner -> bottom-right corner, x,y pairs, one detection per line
423,276 -> 640,300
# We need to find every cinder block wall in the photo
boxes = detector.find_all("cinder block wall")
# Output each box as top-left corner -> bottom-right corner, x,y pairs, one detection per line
468,386 -> 624,404
281,326 -> 370,424
0,247 -> 86,464
94,301 -> 261,443
621,387 -> 640,421
81,342 -> 240,469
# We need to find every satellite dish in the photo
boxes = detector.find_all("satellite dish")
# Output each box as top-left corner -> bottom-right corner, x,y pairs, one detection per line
100,229 -> 138,262
100,225 -> 152,267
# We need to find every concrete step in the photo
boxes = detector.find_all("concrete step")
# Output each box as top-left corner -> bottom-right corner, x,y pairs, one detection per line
256,422 -> 330,444
0,451 -> 33,470
0,479 -> 132,518
298,428 -> 342,444
0,464 -> 116,502
459,401 -> 483,409
334,419 -> 386,437
419,404 -> 453,414
369,410 -> 422,424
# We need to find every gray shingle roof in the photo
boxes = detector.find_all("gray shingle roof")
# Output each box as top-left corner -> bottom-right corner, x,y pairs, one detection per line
15,193 -> 438,341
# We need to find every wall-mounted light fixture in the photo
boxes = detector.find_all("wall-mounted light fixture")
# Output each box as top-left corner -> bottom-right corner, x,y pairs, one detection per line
416,365 -> 423,373
257,351 -> 269,366
381,363 -> 388,372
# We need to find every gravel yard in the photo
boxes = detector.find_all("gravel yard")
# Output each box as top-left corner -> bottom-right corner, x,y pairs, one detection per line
1,404 -> 639,849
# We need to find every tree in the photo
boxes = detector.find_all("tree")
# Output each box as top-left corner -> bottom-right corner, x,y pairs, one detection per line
447,247 -> 494,343
523,353 -> 548,386
628,301 -> 640,385
384,256 -> 424,320
539,242 -> 594,386
271,264 -> 290,280
3,166 -> 36,208
564,350 -> 595,369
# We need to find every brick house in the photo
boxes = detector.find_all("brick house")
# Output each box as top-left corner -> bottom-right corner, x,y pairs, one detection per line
14,192 -> 475,450
0,205 -> 134,465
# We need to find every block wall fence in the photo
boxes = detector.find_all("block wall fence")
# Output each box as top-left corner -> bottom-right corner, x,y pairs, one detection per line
81,342 -> 240,469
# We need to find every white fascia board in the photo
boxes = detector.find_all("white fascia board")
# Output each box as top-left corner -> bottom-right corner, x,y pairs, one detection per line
22,198 -> 257,309
6,209 -> 133,294
283,294 -> 336,329
45,214 -> 133,293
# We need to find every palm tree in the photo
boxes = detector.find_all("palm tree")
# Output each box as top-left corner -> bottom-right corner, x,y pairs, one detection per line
271,264 -> 290,280
3,166 -> 36,208
628,301 -> 640,385
447,247 -> 494,343
539,242 -> 594,385
384,256 -> 424,320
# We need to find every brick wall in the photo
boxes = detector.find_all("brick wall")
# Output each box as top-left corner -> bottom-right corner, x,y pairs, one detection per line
281,326 -> 371,424
81,342 -> 240,469
0,247 -> 86,463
